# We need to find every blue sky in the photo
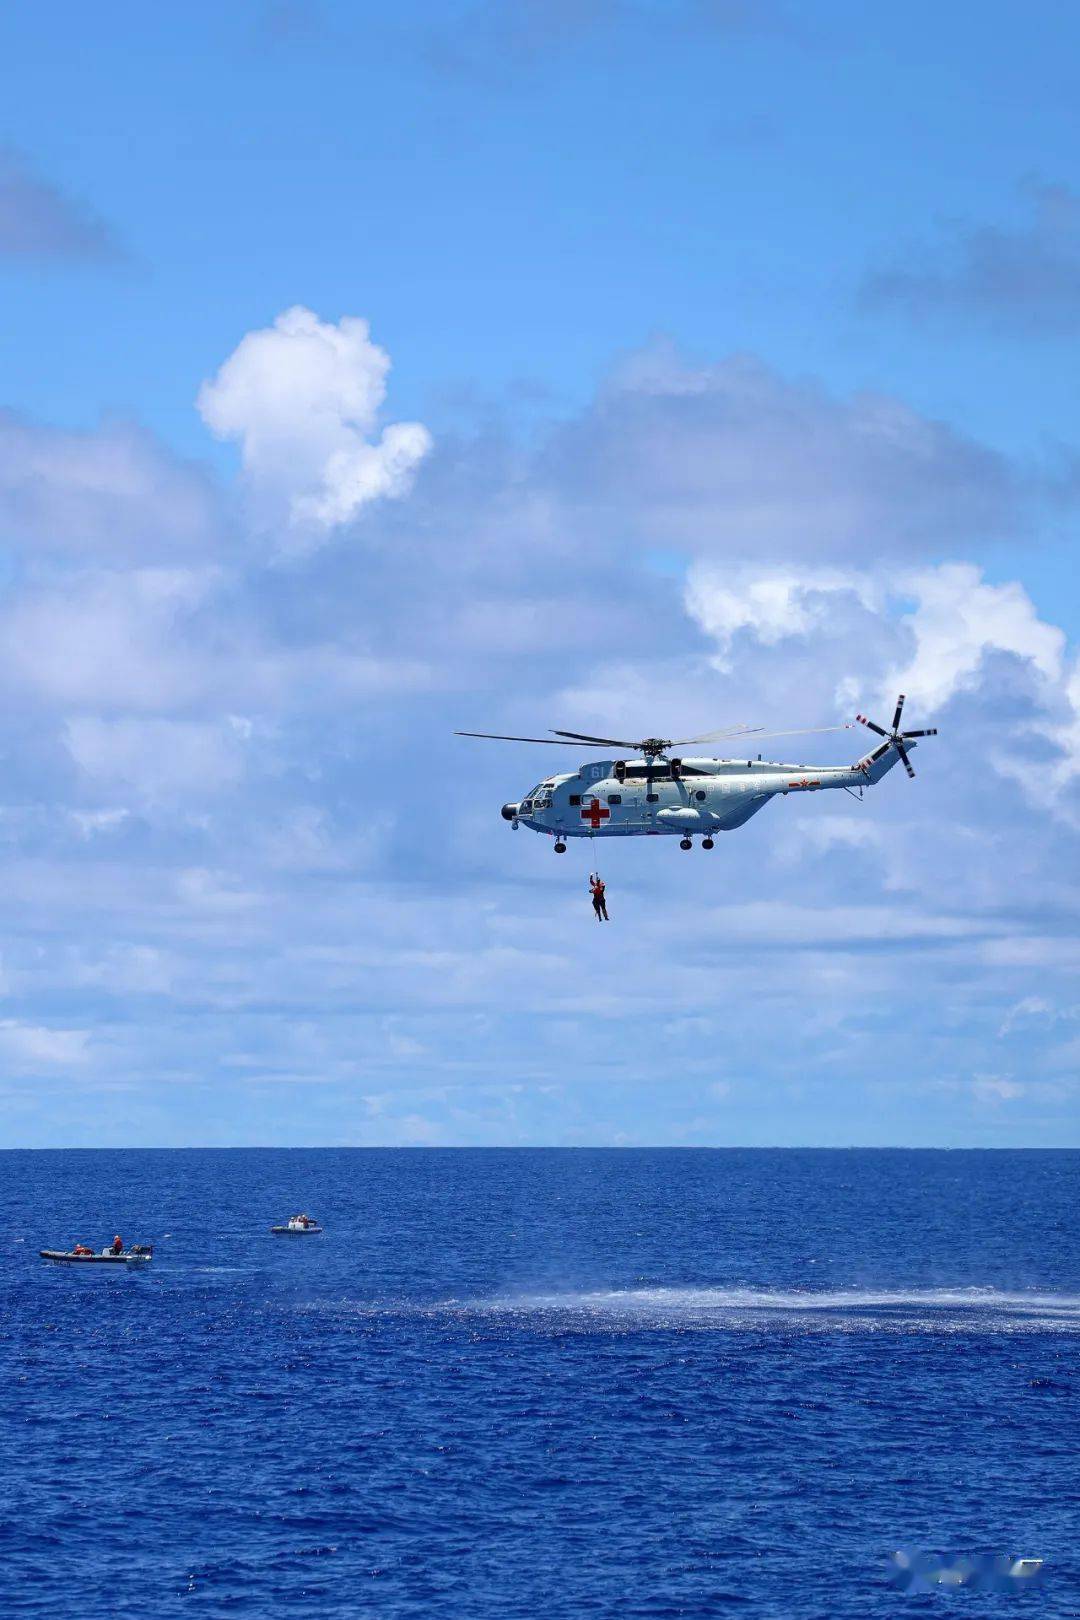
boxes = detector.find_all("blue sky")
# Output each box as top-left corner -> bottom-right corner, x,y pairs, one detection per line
0,0 -> 1078,1146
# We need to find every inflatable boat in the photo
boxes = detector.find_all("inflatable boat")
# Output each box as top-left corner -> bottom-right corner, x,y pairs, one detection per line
270,1216 -> 323,1235
40,1244 -> 153,1265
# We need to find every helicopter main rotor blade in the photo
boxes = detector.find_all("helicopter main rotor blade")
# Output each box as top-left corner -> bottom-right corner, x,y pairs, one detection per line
895,740 -> 916,778
550,729 -> 644,749
856,715 -> 889,737
455,731 -> 588,745
556,724 -> 772,751
667,725 -> 762,745
892,694 -> 906,731
715,723 -> 856,746
461,716 -> 880,761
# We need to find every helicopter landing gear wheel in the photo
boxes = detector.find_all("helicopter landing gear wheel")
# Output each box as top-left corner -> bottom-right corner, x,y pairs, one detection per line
679,837 -> 693,850
702,837 -> 714,850
554,841 -> 567,854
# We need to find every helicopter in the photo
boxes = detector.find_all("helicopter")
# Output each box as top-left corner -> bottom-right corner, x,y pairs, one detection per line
457,696 -> 936,851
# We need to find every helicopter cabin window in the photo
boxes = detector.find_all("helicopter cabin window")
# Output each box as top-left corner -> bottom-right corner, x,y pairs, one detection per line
568,794 -> 581,806
646,793 -> 659,803
694,790 -> 707,801
607,794 -> 622,805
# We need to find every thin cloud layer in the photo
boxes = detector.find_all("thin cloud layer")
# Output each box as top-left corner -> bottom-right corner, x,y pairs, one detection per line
0,147 -> 119,260
426,0 -> 780,80
197,306 -> 432,546
535,341 -> 1020,561
861,183 -> 1080,335
0,413 -> 221,560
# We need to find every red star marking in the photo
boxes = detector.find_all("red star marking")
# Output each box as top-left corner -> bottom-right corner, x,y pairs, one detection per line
582,799 -> 610,829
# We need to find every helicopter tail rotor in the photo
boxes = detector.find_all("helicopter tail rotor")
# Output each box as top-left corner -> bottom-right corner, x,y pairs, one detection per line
855,694 -> 937,779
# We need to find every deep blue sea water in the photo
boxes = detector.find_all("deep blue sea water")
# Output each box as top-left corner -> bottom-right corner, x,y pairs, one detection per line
2,1148 -> 1078,1618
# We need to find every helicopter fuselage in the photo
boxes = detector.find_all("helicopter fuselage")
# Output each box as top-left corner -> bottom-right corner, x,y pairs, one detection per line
504,744 -> 907,842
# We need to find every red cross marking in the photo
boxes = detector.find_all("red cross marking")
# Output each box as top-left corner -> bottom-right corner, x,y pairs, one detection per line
582,799 -> 610,829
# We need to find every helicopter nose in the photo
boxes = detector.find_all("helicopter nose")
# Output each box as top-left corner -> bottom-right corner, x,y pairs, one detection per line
501,802 -> 520,821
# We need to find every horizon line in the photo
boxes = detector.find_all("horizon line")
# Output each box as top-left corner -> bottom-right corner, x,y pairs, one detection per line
3,1143 -> 1078,1153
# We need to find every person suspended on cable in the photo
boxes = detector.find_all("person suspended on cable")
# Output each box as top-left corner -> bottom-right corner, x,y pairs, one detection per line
589,873 -> 609,921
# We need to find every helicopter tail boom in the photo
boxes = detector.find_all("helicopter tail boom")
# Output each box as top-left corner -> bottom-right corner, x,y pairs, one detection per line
857,741 -> 907,784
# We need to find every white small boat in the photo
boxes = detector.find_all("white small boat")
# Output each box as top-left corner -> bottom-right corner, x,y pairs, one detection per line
270,1215 -> 323,1235
40,1244 -> 153,1266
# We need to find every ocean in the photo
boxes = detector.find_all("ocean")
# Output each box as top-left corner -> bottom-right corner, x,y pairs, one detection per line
2,1148 -> 1077,1617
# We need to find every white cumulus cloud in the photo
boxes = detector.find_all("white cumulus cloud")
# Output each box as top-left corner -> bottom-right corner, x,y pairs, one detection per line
685,565 -> 879,665
884,563 -> 1065,713
683,558 -> 1080,817
197,306 -> 432,544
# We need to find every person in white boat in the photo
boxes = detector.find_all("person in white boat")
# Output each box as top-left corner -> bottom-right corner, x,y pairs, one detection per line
111,1234 -> 124,1254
